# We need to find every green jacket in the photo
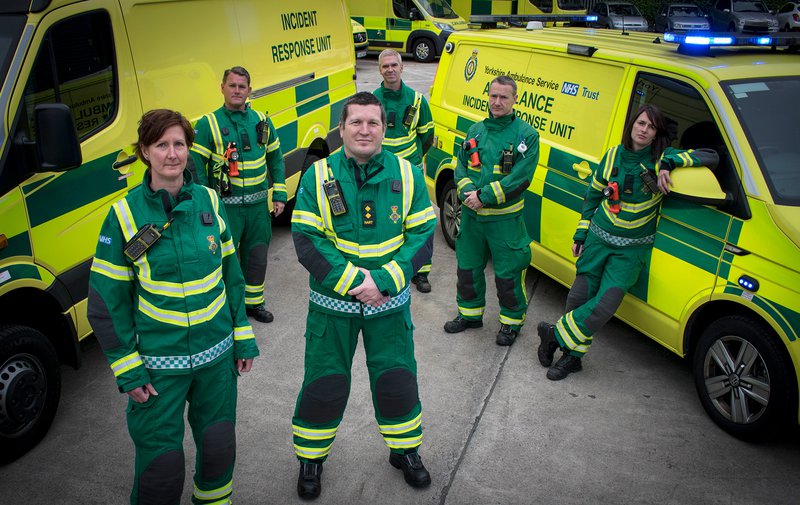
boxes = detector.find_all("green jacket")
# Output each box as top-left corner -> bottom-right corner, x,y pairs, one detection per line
88,169 -> 258,393
291,149 -> 436,318
191,104 -> 286,206
373,81 -> 434,166
455,112 -> 539,221
575,145 -> 719,244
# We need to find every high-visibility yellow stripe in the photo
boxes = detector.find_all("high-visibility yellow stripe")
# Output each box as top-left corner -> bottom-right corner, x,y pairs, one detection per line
111,352 -> 143,377
292,210 -> 325,231
379,413 -> 421,435
333,262 -> 359,296
137,266 -> 223,298
234,326 -> 255,341
382,260 -> 404,292
383,435 -> 422,449
458,305 -> 484,317
91,257 -> 133,282
399,159 -> 413,219
476,200 -> 524,216
294,443 -> 332,459
499,313 -> 525,326
619,195 -> 661,213
457,178 -> 471,192
293,424 -> 338,440
601,203 -> 658,229
490,181 -> 506,204
221,239 -> 235,257
206,114 -> 224,154
137,291 -> 226,327
112,199 -> 137,241
193,479 -> 233,500
405,207 -> 435,229
230,171 -> 267,188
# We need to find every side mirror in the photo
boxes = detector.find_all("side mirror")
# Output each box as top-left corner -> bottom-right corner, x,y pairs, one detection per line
35,103 -> 81,172
669,166 -> 729,206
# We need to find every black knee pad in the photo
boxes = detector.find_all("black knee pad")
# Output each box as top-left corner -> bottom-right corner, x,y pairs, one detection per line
201,421 -> 236,481
456,268 -> 476,300
585,287 -> 625,332
246,243 -> 268,284
566,275 -> 589,313
375,368 -> 419,419
495,277 -> 520,310
138,450 -> 184,505
297,374 -> 349,424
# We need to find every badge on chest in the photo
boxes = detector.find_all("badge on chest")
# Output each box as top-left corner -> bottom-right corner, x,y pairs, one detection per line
362,201 -> 375,227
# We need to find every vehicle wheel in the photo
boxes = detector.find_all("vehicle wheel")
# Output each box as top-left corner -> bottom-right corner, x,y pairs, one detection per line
0,325 -> 61,464
412,38 -> 435,63
273,154 -> 320,227
439,178 -> 460,250
692,316 -> 795,441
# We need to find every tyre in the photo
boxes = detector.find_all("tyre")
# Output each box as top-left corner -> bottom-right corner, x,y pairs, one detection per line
273,154 -> 320,227
692,316 -> 795,441
412,37 -> 435,63
0,325 -> 61,464
439,178 -> 460,250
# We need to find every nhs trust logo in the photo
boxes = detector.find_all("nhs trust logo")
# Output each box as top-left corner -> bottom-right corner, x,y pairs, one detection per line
561,82 -> 580,96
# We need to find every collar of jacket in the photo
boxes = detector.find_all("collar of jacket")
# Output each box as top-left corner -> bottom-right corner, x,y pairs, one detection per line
337,149 -> 392,186
620,143 -> 654,164
379,80 -> 408,99
221,104 -> 250,121
485,111 -> 516,131
142,168 -> 195,214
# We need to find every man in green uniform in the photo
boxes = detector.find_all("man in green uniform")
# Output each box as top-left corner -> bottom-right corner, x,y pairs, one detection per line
290,92 -> 436,499
444,76 -> 539,346
373,49 -> 435,293
191,66 -> 286,323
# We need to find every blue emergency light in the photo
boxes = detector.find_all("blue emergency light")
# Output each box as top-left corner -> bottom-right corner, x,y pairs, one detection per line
663,31 -> 800,50
738,275 -> 760,292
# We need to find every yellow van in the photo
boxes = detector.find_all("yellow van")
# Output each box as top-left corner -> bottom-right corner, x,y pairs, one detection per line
0,0 -> 356,463
425,26 -> 800,440
352,18 -> 369,58
347,0 -> 469,62
451,0 -> 585,19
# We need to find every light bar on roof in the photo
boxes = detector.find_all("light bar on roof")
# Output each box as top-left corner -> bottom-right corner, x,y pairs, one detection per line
664,31 -> 800,48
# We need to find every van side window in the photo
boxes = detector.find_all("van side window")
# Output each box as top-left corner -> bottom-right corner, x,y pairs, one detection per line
20,10 -> 116,142
393,0 -> 411,18
527,0 -> 554,14
629,73 -> 749,218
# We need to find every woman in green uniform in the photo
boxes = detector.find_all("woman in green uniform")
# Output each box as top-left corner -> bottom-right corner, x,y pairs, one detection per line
88,109 -> 259,504
537,104 -> 718,380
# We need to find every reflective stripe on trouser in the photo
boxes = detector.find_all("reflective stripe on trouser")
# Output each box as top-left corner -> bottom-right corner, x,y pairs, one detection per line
225,200 -> 270,307
555,231 -> 650,357
454,212 -> 531,330
126,355 -> 238,505
292,308 -> 422,462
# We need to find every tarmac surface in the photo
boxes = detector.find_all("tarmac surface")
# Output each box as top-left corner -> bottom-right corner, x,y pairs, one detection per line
1,54 -> 799,505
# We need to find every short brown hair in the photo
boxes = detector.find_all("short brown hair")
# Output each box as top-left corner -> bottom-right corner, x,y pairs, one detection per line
622,104 -> 671,162
222,66 -> 251,86
340,92 -> 386,127
135,109 -> 194,167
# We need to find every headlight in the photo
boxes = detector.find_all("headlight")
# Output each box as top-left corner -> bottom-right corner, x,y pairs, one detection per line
434,22 -> 454,31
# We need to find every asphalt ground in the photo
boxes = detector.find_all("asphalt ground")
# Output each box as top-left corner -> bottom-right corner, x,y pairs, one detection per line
1,54 -> 799,505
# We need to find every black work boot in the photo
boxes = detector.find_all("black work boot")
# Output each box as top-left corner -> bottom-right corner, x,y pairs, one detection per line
495,324 -> 518,346
246,304 -> 274,323
547,352 -> 582,381
443,315 -> 483,333
537,322 -> 558,367
411,273 -> 432,293
389,451 -> 432,488
297,460 -> 323,499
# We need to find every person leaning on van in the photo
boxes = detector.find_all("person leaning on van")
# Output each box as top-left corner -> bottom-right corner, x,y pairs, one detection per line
444,75 -> 539,347
537,104 -> 718,381
191,66 -> 287,324
373,49 -> 436,293
87,109 -> 259,505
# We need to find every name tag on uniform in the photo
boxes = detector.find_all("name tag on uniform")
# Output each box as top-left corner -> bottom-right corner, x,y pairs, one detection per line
362,201 -> 375,227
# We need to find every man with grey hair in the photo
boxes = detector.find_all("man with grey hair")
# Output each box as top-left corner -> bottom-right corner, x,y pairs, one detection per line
373,49 -> 436,293
444,75 -> 539,346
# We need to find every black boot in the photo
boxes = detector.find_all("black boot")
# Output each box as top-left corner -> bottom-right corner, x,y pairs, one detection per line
495,324 -> 518,346
443,315 -> 483,333
389,451 -> 431,488
547,352 -> 582,381
537,322 -> 558,367
246,304 -> 274,323
411,273 -> 432,293
297,461 -> 323,499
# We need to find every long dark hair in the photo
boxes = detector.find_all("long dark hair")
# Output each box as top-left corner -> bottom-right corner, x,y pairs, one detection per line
622,104 -> 671,163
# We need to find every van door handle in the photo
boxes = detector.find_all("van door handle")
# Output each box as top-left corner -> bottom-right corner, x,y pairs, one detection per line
572,161 -> 593,179
113,151 -> 138,171
724,243 -> 750,256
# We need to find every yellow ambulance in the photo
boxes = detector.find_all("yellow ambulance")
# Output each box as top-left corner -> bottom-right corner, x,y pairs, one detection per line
347,0 -> 469,62
0,0 -> 356,463
451,0 -> 585,19
425,26 -> 800,440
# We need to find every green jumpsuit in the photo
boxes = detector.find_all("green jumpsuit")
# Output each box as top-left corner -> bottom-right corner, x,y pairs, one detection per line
373,80 -> 435,277
556,145 -> 719,356
454,112 -> 539,332
191,105 -> 286,309
290,149 -> 436,462
88,169 -> 259,505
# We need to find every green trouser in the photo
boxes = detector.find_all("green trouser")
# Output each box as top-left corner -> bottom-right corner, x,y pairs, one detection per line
225,200 -> 270,308
291,308 -> 423,462
126,356 -> 239,505
555,231 -> 650,357
454,212 -> 531,331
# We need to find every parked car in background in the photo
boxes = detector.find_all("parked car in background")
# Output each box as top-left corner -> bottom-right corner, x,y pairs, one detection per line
589,1 -> 650,31
655,3 -> 711,32
776,2 -> 800,30
708,0 -> 779,32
